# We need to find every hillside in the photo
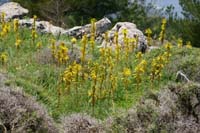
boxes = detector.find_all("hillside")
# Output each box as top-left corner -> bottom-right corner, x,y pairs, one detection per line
0,2 -> 200,133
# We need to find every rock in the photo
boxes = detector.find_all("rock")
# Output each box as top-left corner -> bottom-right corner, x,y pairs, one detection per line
63,26 -> 83,38
19,19 -> 65,36
0,2 -> 28,21
176,70 -> 190,83
100,22 -> 147,52
63,17 -> 112,38
147,46 -> 160,52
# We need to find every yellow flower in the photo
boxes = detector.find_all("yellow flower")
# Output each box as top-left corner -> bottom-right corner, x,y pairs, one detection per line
122,29 -> 127,36
123,68 -> 131,77
15,39 -> 22,49
136,52 -> 143,59
33,15 -> 37,20
145,28 -> 152,35
36,42 -> 42,49
1,12 -> 5,22
162,18 -> 167,24
177,38 -> 183,48
0,52 -> 8,64
186,41 -> 192,49
71,37 -> 77,44
90,69 -> 97,80
164,43 -> 172,50
14,19 -> 19,32
31,29 -> 38,39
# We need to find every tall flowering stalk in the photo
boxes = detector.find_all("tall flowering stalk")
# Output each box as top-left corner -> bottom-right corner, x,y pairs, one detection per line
159,18 -> 167,44
134,60 -> 147,90
0,52 -> 8,65
57,42 -> 69,65
122,29 -> 130,65
186,41 -> 192,49
71,37 -> 77,54
15,37 -> 22,49
50,39 -> 56,59
136,52 -> 143,61
81,34 -> 87,65
90,18 -> 96,53
13,19 -> 19,33
62,65 -> 74,94
31,15 -> 37,45
164,42 -> 172,61
122,68 -> 131,101
114,32 -> 121,63
36,41 -> 42,49
0,13 -> 10,38
13,19 -> 22,49
145,28 -> 152,46
177,38 -> 183,48
88,63 -> 98,114
150,55 -> 166,87
130,38 -> 136,52
1,12 -> 6,28
104,31 -> 109,48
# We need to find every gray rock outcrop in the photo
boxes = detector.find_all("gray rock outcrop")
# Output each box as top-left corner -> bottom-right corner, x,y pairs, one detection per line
100,22 -> 147,52
19,19 -> 65,36
0,2 -> 28,21
63,17 -> 112,38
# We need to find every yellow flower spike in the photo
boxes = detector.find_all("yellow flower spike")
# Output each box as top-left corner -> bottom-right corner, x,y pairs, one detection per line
90,18 -> 96,39
122,29 -> 127,37
114,32 -> 119,45
71,37 -> 77,44
33,15 -> 37,20
159,18 -> 167,44
1,12 -> 5,23
104,31 -> 109,47
14,19 -> 19,32
145,28 -> 152,46
31,29 -> 37,39
177,38 -> 183,48
162,18 -> 167,24
136,52 -> 143,60
36,42 -> 42,49
15,39 -> 22,49
164,42 -> 172,50
145,28 -> 152,35
81,34 -> 87,64
123,68 -> 131,77
134,59 -> 147,89
0,52 -> 8,65
186,41 -> 192,49
141,59 -> 147,66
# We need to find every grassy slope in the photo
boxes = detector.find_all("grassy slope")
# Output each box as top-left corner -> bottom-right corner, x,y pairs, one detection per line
1,25 -> 200,121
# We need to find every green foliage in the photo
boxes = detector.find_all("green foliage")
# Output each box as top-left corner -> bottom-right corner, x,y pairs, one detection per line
12,0 -> 128,27
176,0 -> 200,47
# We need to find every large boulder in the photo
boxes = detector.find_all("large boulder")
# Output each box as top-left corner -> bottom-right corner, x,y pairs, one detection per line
0,2 -> 28,21
19,19 -> 65,36
63,17 -> 112,38
100,22 -> 147,52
